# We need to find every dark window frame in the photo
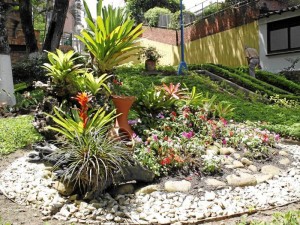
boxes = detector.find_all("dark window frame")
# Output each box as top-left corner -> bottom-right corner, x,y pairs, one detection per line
267,15 -> 300,54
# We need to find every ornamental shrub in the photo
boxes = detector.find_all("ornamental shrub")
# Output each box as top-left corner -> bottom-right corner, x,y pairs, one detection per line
144,7 -> 172,27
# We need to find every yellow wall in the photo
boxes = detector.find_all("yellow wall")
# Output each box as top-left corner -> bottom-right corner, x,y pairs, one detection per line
185,22 -> 259,67
128,22 -> 259,67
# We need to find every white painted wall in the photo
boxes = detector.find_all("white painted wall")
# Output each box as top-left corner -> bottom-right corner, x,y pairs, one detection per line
0,54 -> 16,106
258,10 -> 300,73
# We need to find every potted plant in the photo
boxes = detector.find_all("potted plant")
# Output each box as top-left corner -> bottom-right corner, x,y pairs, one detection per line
138,46 -> 162,71
110,77 -> 136,138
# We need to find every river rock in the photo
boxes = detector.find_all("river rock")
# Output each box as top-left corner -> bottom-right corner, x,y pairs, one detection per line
254,174 -> 273,183
205,179 -> 226,187
52,181 -> 73,196
226,173 -> 257,187
248,165 -> 258,172
279,158 -> 290,166
135,184 -> 160,195
233,160 -> 244,168
241,157 -> 253,166
219,147 -> 234,155
164,180 -> 191,192
261,165 -> 281,176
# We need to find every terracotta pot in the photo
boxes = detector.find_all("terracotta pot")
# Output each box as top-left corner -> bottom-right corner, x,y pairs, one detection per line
145,59 -> 157,71
111,95 -> 136,137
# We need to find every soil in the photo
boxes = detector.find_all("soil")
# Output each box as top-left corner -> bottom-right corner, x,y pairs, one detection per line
0,146 -> 300,225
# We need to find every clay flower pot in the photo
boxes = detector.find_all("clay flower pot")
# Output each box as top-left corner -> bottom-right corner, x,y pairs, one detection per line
111,95 -> 136,137
145,59 -> 157,71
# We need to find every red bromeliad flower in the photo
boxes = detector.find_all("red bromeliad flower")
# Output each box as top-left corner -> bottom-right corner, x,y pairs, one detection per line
74,92 -> 92,128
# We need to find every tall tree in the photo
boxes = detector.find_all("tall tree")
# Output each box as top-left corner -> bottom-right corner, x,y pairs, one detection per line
42,0 -> 69,51
126,0 -> 180,24
0,1 -> 16,106
19,0 -> 39,53
0,2 -> 10,54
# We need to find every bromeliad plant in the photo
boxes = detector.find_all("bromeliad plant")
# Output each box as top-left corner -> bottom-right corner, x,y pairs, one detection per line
43,49 -> 87,96
78,0 -> 143,74
47,92 -> 133,194
46,92 -> 117,140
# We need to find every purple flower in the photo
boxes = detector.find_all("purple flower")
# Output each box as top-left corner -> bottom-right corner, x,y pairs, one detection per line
133,133 -> 142,143
275,134 -> 280,142
222,139 -> 227,145
128,119 -> 138,125
152,135 -> 158,141
182,131 -> 194,139
157,113 -> 165,119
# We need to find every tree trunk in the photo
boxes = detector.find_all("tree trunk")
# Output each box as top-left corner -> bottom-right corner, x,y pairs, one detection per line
0,2 -> 16,106
19,0 -> 38,53
42,0 -> 69,51
0,2 -> 10,54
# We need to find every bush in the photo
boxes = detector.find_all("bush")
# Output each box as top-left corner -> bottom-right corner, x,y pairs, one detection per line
256,70 -> 300,94
144,7 -> 171,27
12,53 -> 49,84
202,2 -> 222,16
169,10 -> 195,29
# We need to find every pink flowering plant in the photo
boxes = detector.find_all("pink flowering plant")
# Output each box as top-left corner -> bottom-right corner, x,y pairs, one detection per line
134,103 -> 281,176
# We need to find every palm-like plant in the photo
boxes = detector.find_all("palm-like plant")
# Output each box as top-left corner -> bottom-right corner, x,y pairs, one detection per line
43,49 -> 87,96
83,72 -> 112,96
43,49 -> 86,85
77,0 -> 143,74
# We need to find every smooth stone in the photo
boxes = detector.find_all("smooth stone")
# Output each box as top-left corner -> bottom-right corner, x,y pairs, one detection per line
241,157 -> 253,166
233,153 -> 241,159
219,147 -> 234,155
279,158 -> 290,166
205,178 -> 226,187
255,174 -> 273,183
111,183 -> 135,195
226,173 -> 257,187
233,160 -> 244,168
52,181 -> 73,196
164,180 -> 191,192
204,192 -> 216,201
69,194 -> 78,201
248,165 -> 258,172
225,165 -> 235,169
222,156 -> 234,165
261,165 -> 281,176
135,184 -> 160,195
279,151 -> 289,156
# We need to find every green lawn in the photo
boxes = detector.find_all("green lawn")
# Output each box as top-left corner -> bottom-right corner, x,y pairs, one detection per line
0,115 -> 43,155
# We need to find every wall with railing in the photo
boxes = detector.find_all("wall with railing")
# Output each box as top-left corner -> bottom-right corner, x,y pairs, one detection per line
129,1 -> 260,67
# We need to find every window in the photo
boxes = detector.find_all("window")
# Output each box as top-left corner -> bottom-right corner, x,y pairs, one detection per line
267,15 -> 300,54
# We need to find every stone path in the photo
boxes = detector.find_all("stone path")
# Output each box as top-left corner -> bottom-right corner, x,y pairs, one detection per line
0,143 -> 299,224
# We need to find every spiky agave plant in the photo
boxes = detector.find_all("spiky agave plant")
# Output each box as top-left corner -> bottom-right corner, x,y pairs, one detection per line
53,128 -> 133,194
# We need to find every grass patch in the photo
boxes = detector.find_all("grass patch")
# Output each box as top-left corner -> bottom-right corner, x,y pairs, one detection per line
0,115 -> 43,155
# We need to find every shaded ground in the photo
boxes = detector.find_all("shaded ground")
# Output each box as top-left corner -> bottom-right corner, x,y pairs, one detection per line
0,147 -> 299,225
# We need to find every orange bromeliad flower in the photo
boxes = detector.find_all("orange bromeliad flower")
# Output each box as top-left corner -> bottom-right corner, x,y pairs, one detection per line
74,92 -> 92,129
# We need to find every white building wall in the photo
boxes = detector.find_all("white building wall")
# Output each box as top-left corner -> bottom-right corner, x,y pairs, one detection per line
258,10 -> 300,73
